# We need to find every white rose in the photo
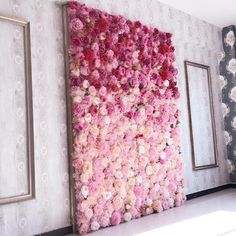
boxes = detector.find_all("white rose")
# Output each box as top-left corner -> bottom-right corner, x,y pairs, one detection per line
104,116 -> 111,125
133,87 -> 140,95
128,170 -> 135,178
139,107 -> 146,117
73,95 -> 82,103
163,80 -> 169,87
136,175 -> 143,183
129,94 -> 136,102
138,145 -> 146,155
146,198 -> 153,206
154,183 -> 160,191
81,185 -> 89,198
71,68 -> 80,77
124,212 -> 132,222
79,134 -> 87,145
168,198 -> 174,208
103,191 -> 112,200
115,171 -> 123,179
90,126 -> 99,136
160,152 -> 166,160
82,80 -> 89,89
84,113 -> 92,123
163,189 -> 170,198
145,165 -> 153,176
91,221 -> 100,231
93,97 -> 100,105
167,138 -> 173,146
100,106 -> 107,116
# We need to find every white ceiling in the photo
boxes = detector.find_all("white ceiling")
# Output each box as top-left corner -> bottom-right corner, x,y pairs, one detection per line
157,0 -> 236,28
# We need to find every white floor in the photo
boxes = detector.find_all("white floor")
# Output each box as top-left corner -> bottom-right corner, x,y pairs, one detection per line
68,189 -> 236,236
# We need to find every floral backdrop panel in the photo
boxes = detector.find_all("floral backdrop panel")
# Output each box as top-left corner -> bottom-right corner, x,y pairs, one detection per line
66,1 -> 186,234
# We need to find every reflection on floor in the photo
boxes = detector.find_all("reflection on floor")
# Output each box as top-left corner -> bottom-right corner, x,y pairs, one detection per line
68,188 -> 236,236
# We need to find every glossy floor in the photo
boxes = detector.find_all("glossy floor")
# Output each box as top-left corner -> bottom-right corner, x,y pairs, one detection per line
68,188 -> 236,236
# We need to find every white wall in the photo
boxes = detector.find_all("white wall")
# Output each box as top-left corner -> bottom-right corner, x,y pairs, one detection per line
0,0 -> 229,235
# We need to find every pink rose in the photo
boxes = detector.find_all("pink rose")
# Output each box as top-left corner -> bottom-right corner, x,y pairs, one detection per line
70,18 -> 83,32
79,223 -> 89,235
88,182 -> 99,194
110,211 -> 121,225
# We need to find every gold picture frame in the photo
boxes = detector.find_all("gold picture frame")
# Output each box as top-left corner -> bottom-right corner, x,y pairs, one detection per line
0,15 -> 35,205
184,61 -> 219,171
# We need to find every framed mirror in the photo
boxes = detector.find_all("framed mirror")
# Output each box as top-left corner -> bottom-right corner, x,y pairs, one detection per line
184,61 -> 218,171
0,15 -> 35,205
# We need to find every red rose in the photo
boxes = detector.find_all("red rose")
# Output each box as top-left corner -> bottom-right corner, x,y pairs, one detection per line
166,32 -> 172,38
89,105 -> 98,115
121,83 -> 130,92
96,18 -> 109,32
160,70 -> 169,80
134,21 -> 141,28
68,1 -> 79,10
84,48 -> 95,64
159,44 -> 169,54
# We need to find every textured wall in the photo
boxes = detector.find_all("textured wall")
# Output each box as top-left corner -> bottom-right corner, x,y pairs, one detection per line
0,0 -> 70,236
219,25 -> 236,182
0,0 -> 229,235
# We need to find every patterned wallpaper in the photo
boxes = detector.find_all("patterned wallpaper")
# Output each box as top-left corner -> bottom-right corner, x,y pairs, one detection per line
0,0 -> 70,235
219,25 -> 236,182
0,0 -> 229,235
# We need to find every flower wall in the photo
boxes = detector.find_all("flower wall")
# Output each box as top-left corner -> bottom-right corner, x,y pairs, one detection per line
66,1 -> 186,234
220,25 -> 236,182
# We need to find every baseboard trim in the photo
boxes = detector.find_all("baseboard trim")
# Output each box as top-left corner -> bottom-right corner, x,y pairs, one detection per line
186,183 -> 236,200
35,226 -> 73,236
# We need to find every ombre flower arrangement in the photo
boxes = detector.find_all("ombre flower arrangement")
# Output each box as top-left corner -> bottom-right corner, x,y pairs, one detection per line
67,1 -> 186,234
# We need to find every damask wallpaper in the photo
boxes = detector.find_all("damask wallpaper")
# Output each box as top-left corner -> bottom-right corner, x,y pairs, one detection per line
0,0 -> 229,236
0,1 -> 70,236
219,25 -> 236,182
